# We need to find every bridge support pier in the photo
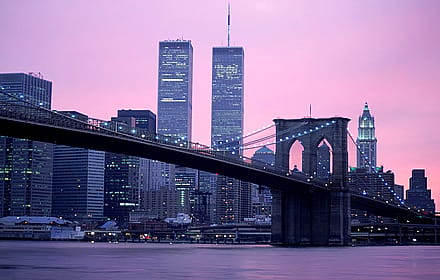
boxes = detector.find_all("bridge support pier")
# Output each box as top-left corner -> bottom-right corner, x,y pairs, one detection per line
271,188 -> 351,246
272,117 -> 351,246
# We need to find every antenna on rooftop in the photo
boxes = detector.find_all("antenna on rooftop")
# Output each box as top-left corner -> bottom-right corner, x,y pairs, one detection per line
227,2 -> 231,47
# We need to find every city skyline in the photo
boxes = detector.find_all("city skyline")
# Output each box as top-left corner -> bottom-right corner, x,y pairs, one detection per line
1,0 -> 439,205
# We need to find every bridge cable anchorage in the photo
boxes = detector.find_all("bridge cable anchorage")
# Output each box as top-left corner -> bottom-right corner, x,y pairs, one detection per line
346,129 -> 410,210
0,89 -> 311,182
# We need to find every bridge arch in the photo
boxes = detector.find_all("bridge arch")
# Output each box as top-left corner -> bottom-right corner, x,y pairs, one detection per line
316,138 -> 332,179
274,117 -> 349,189
288,139 -> 304,173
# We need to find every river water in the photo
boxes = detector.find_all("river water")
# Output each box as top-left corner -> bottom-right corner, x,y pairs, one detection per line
0,241 -> 439,280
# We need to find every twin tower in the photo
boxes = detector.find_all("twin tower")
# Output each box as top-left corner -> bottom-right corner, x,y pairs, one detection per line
157,40 -> 244,147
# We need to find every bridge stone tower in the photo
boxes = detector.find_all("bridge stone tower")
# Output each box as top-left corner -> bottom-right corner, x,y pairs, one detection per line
271,117 -> 351,246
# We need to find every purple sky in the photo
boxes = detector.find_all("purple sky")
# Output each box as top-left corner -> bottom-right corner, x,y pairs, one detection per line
1,0 -> 440,205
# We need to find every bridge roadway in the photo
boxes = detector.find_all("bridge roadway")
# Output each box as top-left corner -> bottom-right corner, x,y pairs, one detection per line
0,112 -> 323,191
0,110 -> 429,223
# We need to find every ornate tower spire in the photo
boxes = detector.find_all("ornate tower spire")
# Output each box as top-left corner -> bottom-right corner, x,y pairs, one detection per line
356,102 -> 377,170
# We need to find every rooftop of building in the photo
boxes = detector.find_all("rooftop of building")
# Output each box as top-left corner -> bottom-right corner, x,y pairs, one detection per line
254,146 -> 274,155
0,216 -> 73,226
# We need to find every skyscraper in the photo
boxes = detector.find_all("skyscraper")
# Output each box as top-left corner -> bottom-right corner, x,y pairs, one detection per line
211,46 -> 244,149
104,110 -> 156,223
157,40 -> 193,141
52,111 -> 105,221
356,103 -> 377,170
0,73 -> 53,217
406,169 -> 435,213
211,6 -> 249,224
146,40 -> 196,219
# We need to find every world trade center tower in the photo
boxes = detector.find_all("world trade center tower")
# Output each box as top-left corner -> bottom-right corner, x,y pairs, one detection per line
157,40 -> 193,141
211,47 -> 244,151
211,7 -> 248,223
152,40 -> 195,219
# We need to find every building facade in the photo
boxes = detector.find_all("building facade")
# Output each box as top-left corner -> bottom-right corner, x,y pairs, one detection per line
104,110 -> 156,223
348,167 -> 398,203
349,167 -> 401,223
52,111 -> 105,221
251,146 -> 275,219
211,47 -> 244,149
405,169 -> 435,213
0,73 -> 53,217
157,40 -> 193,141
117,109 -> 156,132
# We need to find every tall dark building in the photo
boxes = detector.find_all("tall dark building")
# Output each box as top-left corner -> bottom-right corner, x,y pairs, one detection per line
193,171 -> 216,224
104,152 -> 140,222
117,109 -> 156,132
211,8 -> 249,224
349,167 -> 401,224
144,161 -> 177,219
405,169 -> 435,213
348,167 -> 399,203
104,110 -> 156,223
0,73 -> 53,217
52,111 -> 105,221
356,103 -> 377,170
251,146 -> 274,218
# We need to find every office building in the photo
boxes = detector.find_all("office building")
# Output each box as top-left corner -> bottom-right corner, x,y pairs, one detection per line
104,110 -> 156,223
211,46 -> 244,149
211,19 -> 248,223
157,40 -> 193,141
348,167 -> 399,203
52,111 -> 105,221
0,73 -> 53,217
144,160 -> 179,219
146,40 -> 196,220
406,169 -> 435,213
251,146 -> 275,219
117,109 -> 156,132
252,146 -> 275,167
349,167 -> 401,223
192,171 -> 215,224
